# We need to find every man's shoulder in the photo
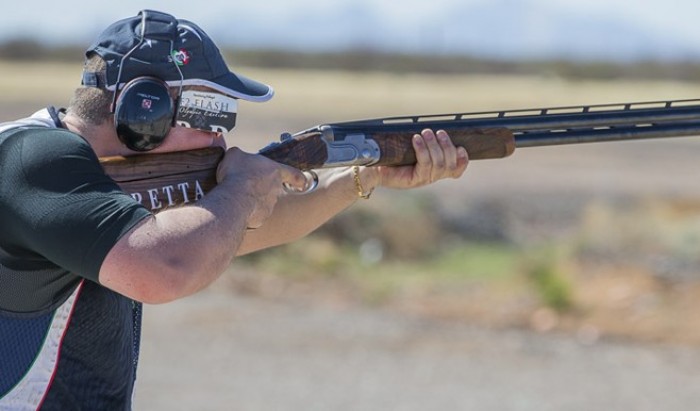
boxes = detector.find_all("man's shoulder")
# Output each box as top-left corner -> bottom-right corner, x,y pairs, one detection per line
1,125 -> 94,169
3,126 -> 89,150
0,108 -> 89,152
0,121 -> 101,194
0,108 -> 59,134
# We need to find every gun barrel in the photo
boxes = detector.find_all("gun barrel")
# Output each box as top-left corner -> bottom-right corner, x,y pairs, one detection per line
514,121 -> 700,147
330,99 -> 700,147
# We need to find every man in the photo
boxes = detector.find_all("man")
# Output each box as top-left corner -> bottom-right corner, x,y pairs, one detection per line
0,10 -> 468,409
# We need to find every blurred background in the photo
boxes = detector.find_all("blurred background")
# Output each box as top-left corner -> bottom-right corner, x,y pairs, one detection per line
3,1 -> 700,410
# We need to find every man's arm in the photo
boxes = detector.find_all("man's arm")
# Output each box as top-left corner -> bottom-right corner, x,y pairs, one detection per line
99,130 -> 466,304
98,148 -> 306,304
238,129 -> 469,255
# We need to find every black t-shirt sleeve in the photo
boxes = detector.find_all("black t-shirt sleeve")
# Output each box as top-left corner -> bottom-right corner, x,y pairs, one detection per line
0,127 -> 152,282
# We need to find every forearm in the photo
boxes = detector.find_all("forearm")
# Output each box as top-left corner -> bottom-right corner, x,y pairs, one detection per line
237,167 -> 378,255
149,176 -> 254,275
237,129 -> 468,255
100,176 -> 256,303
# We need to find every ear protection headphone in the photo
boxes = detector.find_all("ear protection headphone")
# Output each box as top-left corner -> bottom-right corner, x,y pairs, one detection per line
111,10 -> 183,151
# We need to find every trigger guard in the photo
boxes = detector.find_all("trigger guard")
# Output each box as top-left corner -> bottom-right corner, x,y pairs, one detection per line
283,170 -> 319,195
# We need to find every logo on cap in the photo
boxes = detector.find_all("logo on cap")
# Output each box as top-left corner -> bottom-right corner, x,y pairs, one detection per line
172,49 -> 191,66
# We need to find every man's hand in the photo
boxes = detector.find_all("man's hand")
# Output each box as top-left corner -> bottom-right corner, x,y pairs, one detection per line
373,129 -> 469,189
217,148 -> 307,228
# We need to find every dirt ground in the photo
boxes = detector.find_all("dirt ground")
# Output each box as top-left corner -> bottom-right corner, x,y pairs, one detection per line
134,288 -> 700,411
4,66 -> 700,410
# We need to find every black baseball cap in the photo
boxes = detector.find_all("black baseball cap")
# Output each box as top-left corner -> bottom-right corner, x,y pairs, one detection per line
83,9 -> 273,102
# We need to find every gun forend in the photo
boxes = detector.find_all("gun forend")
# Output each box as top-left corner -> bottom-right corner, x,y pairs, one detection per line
258,125 -> 516,170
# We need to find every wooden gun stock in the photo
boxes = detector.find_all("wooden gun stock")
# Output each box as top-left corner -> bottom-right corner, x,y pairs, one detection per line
100,147 -> 224,211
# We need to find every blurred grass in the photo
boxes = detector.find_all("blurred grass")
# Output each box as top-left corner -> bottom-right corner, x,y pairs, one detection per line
236,195 -> 700,343
526,258 -> 574,312
238,194 -> 574,311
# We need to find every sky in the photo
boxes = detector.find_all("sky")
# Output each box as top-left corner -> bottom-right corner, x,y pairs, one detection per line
2,0 -> 700,61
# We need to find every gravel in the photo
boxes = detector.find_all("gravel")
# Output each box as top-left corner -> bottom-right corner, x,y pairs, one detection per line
134,287 -> 700,411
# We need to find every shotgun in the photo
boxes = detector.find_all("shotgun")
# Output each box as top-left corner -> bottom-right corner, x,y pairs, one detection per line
100,98 -> 700,211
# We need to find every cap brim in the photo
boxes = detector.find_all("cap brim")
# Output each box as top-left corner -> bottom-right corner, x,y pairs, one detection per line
170,71 -> 274,102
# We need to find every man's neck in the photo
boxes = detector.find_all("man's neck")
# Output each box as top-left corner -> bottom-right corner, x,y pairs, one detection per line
62,114 -> 124,157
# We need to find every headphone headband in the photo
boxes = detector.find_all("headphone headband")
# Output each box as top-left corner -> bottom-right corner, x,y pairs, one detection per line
137,10 -> 178,41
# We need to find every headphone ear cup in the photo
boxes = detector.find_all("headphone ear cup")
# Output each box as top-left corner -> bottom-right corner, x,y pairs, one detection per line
114,77 -> 175,151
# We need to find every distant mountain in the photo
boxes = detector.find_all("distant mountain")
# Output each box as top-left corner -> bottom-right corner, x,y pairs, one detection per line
1,1 -> 698,63
435,0 -> 700,61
